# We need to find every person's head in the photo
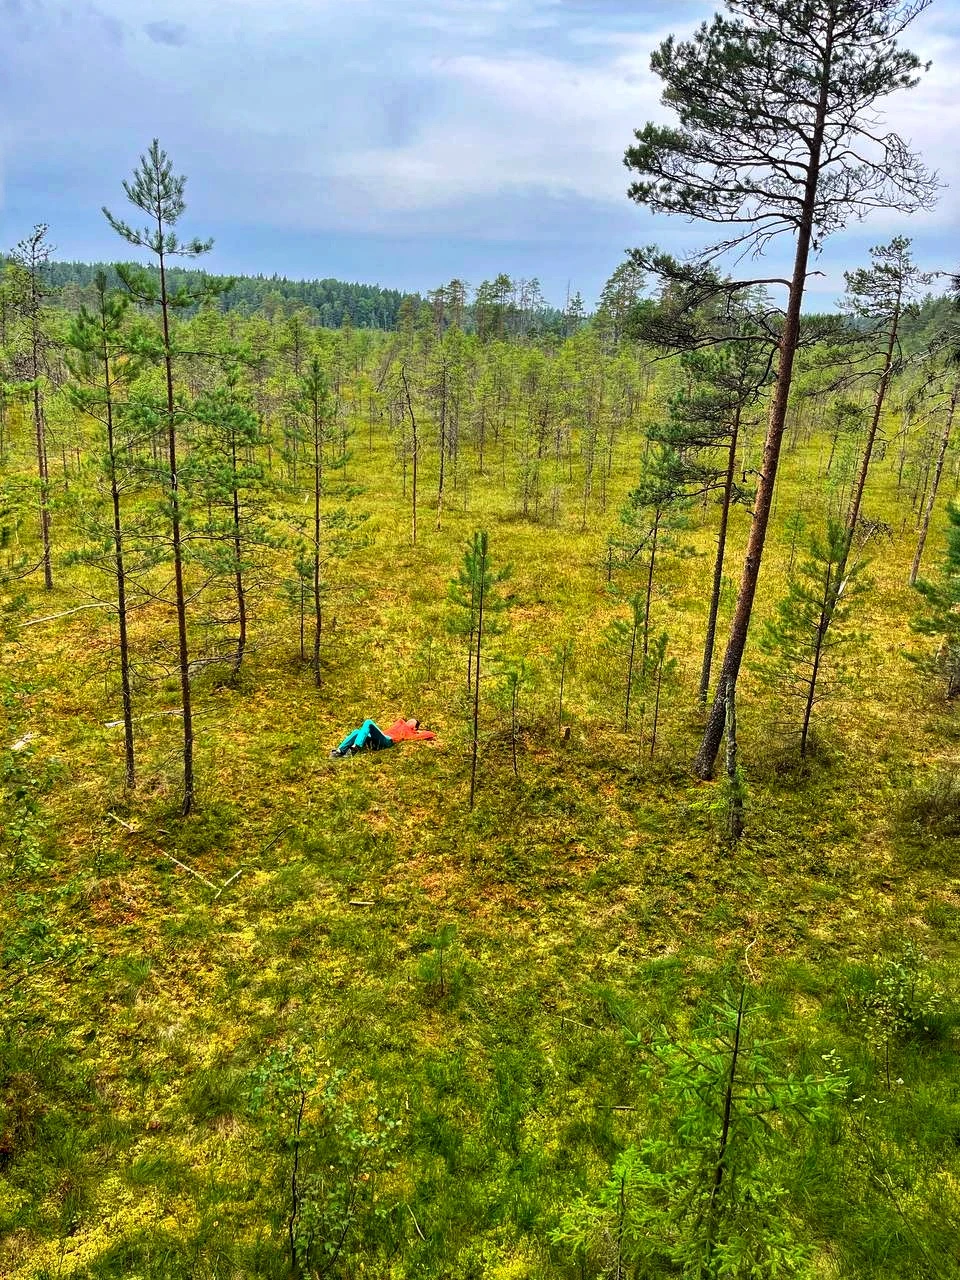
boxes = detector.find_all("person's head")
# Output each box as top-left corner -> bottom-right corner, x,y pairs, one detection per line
405,717 -> 420,729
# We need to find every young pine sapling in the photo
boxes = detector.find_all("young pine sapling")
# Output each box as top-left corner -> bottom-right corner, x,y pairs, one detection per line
757,519 -> 869,759
448,531 -> 511,809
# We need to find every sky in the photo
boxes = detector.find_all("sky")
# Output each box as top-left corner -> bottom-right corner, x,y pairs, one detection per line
1,0 -> 958,310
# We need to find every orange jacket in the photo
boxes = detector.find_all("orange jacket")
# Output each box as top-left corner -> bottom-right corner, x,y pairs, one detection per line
384,719 -> 436,743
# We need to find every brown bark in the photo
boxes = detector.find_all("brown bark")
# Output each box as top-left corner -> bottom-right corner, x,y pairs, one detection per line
694,11 -> 835,779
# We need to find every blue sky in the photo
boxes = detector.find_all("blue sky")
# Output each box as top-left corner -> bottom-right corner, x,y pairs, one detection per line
1,0 -> 957,309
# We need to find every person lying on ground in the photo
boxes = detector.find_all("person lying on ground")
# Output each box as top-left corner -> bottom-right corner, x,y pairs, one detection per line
330,717 -> 436,758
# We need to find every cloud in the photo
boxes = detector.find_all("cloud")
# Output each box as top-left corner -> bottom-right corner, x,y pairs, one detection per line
0,0 -> 956,302
882,24 -> 960,224
328,41 -> 670,218
1,0 -> 124,43
143,19 -> 187,46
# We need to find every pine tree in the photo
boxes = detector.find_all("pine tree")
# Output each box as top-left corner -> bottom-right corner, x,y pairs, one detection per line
497,657 -> 533,778
622,0 -> 937,778
603,592 -> 646,730
757,519 -> 868,757
554,988 -> 846,1278
840,237 -> 932,554
189,367 -> 270,681
618,446 -> 692,658
910,502 -> 960,698
9,225 -> 55,589
910,371 -> 960,585
291,355 -> 334,689
64,272 -> 150,788
104,139 -> 224,814
648,324 -> 767,704
448,531 -> 511,809
596,259 -> 646,349
551,637 -> 576,730
641,630 -> 678,761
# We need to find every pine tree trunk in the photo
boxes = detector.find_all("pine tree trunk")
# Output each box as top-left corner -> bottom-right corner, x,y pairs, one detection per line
230,431 -> 247,679
625,611 -> 638,730
725,679 -> 743,842
911,387 -> 958,585
511,685 -> 519,778
897,407 -> 910,492
643,517 -> 659,660
699,407 -> 741,705
814,308 -> 904,643
437,363 -> 446,532
649,652 -> 664,760
312,399 -> 323,688
800,572 -> 833,759
704,986 -> 746,1272
103,334 -> 135,790
33,384 -> 52,590
466,618 -> 475,697
29,280 -> 53,590
401,366 -> 418,545
469,552 -> 485,812
842,306 -> 901,555
158,247 -> 195,815
694,13 -> 835,780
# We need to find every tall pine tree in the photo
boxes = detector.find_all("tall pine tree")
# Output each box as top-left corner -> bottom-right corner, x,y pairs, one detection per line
104,140 -> 223,814
622,0 -> 937,777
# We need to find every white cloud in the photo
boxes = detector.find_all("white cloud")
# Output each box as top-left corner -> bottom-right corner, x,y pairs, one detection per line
882,24 -> 960,223
329,40 -> 671,215
1,0 -> 956,288
321,9 -> 959,230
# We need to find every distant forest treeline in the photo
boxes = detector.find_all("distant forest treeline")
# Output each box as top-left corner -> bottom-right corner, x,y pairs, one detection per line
5,254 -> 953,349
15,259 -> 573,337
34,259 -> 412,328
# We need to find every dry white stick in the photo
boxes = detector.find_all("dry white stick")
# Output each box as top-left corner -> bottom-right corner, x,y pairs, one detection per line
163,852 -> 218,891
212,869 -> 244,900
106,811 -> 135,832
405,1203 -> 427,1242
23,603 -> 115,627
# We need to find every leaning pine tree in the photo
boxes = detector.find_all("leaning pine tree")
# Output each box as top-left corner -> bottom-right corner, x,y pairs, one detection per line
622,0 -> 937,778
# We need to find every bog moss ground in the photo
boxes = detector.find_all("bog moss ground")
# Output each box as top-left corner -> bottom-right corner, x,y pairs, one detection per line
2,386 -> 959,1279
